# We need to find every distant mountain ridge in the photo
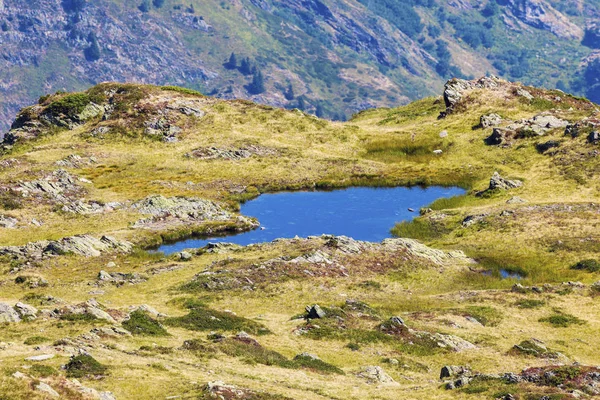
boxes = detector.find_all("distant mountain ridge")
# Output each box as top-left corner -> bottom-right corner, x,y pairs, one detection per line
1,0 -> 600,130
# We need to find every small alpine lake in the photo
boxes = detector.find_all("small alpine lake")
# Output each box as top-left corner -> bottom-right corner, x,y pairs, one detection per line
157,186 -> 466,254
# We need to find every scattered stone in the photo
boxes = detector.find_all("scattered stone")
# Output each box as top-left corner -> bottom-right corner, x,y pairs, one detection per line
480,113 -> 502,128
179,251 -> 193,261
0,215 -> 18,228
433,149 -> 443,155
358,366 -> 397,385
462,214 -> 488,227
516,88 -> 534,100
12,371 -> 27,379
588,131 -> 600,144
440,365 -> 471,379
489,172 -> 523,191
97,270 -> 147,286
35,382 -> 60,398
439,130 -> 448,138
506,196 -> 527,204
106,261 -> 117,268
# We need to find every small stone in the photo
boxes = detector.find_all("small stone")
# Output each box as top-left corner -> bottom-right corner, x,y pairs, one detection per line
439,130 -> 448,138
106,261 -> 117,268
433,149 -> 443,155
179,251 -> 193,261
35,382 -> 60,398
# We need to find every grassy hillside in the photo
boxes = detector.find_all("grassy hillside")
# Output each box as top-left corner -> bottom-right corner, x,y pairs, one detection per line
0,78 -> 599,399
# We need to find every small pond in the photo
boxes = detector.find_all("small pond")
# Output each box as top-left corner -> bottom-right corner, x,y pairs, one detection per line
158,186 -> 465,255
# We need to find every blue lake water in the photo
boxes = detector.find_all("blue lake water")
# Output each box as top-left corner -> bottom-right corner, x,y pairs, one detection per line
158,186 -> 465,254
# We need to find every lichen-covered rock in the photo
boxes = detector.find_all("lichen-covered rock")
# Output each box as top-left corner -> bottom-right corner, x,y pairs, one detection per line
480,113 -> 502,128
489,172 -> 523,191
0,235 -> 132,260
132,195 -> 257,231
14,302 -> 38,320
0,302 -> 21,322
358,366 -> 397,385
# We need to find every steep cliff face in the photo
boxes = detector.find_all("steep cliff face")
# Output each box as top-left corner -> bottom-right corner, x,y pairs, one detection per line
0,0 -> 598,131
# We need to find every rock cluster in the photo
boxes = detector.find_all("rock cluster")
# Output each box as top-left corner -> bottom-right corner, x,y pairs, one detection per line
0,234 -> 132,260
186,145 -> 279,160
132,195 -> 256,231
485,113 -> 568,146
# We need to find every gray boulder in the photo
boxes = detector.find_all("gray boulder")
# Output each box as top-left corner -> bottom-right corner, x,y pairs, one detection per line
480,113 -> 502,128
489,172 -> 523,191
14,302 -> 38,319
0,302 -> 21,322
305,304 -> 326,319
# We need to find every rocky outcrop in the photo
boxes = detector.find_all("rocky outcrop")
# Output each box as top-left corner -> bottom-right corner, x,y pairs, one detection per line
480,113 -> 502,128
489,172 -> 523,191
442,76 -> 503,114
0,234 -> 132,260
485,113 -> 568,146
186,145 -> 279,160
132,195 -> 257,231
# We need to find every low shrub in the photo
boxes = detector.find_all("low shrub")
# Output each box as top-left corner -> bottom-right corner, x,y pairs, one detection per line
123,311 -> 169,336
65,355 -> 108,378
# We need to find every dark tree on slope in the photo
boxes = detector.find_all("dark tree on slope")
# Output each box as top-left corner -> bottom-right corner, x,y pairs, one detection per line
139,0 -> 151,12
153,0 -> 165,8
84,32 -> 101,62
239,57 -> 253,75
284,83 -> 295,100
247,71 -> 266,95
224,52 -> 237,70
315,104 -> 325,118
297,96 -> 306,110
62,0 -> 86,13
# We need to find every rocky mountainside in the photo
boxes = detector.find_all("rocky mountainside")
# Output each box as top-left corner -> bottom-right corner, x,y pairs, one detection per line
1,0 -> 600,128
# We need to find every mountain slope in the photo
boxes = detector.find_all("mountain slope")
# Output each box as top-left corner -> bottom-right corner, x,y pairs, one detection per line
1,0 -> 600,130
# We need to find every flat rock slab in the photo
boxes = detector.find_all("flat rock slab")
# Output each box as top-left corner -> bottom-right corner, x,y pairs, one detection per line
26,354 -> 54,361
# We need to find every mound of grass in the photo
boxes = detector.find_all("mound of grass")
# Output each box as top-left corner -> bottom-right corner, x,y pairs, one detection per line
391,217 -> 454,240
165,304 -> 271,336
123,311 -> 169,336
539,312 -> 585,328
462,306 -> 503,327
514,299 -> 545,309
65,354 -> 108,378
29,364 -> 58,378
24,336 -> 50,345
292,353 -> 344,374
46,93 -> 91,116
570,259 -> 600,272
218,339 -> 343,374
160,86 -> 203,96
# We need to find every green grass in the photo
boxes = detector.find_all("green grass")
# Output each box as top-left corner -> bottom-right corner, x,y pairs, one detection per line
46,93 -> 91,116
217,339 -> 343,374
165,304 -> 271,336
23,336 -> 50,345
160,86 -> 204,96
539,312 -> 585,328
514,299 -> 545,309
122,311 -> 169,336
28,365 -> 58,378
391,217 -> 454,240
570,259 -> 600,272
